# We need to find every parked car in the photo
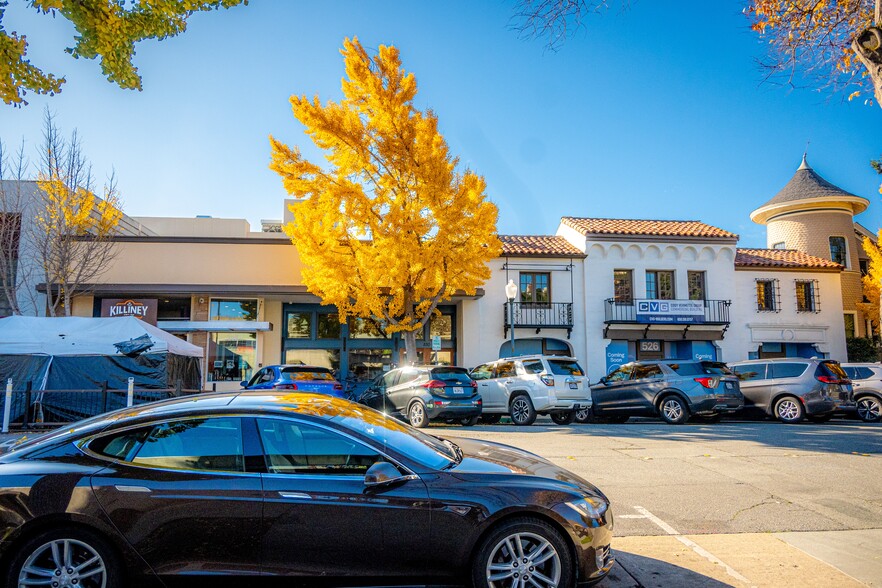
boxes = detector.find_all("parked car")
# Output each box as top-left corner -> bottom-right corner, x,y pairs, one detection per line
840,363 -> 882,422
0,392 -> 614,587
358,365 -> 482,427
241,364 -> 346,398
469,355 -> 592,426
590,360 -> 744,425
729,358 -> 852,423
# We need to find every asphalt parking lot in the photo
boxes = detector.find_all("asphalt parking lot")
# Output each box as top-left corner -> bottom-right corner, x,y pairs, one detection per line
433,416 -> 882,587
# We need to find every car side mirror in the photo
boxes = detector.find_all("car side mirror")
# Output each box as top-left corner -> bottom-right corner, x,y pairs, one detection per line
240,380 -> 249,388
364,461 -> 410,488
599,376 -> 608,385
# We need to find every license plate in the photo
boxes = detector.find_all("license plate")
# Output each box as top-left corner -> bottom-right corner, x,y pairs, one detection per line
569,382 -> 579,390
452,386 -> 464,394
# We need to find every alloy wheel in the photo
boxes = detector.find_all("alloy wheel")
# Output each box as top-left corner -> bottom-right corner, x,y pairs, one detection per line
777,399 -> 801,422
19,538 -> 107,588
857,397 -> 882,422
661,399 -> 683,421
511,398 -> 531,424
409,403 -> 425,426
575,408 -> 591,422
485,531 -> 561,588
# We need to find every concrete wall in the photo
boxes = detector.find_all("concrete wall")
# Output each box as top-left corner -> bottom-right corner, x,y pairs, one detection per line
729,269 -> 846,361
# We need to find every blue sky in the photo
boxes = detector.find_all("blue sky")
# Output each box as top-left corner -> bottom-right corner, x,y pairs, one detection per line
2,0 -> 881,247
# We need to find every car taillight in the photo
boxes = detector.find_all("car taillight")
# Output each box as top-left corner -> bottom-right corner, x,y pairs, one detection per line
540,374 -> 554,386
817,375 -> 849,384
423,380 -> 447,389
333,383 -> 343,391
470,380 -> 478,388
273,383 -> 298,390
694,377 -> 718,389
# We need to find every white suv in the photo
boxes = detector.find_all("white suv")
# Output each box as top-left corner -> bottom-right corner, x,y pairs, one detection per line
469,356 -> 592,425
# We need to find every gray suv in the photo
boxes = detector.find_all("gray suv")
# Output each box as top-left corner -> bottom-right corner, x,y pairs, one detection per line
590,360 -> 743,425
840,363 -> 882,422
729,358 -> 852,423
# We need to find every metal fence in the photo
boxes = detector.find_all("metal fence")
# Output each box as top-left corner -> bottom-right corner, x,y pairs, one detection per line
1,379 -> 202,431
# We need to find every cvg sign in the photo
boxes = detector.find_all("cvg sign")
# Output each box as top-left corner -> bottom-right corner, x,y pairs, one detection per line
635,299 -> 705,324
101,298 -> 158,325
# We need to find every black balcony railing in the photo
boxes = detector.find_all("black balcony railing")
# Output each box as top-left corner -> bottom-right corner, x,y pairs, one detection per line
604,299 -> 730,325
504,302 -> 574,338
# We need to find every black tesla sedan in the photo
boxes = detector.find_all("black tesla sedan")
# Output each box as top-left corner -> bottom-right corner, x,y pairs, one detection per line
0,392 -> 614,588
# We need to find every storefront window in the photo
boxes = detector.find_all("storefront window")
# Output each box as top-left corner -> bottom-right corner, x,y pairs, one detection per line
157,298 -> 191,320
348,317 -> 386,339
430,314 -> 452,340
318,313 -> 342,339
210,299 -> 258,321
286,312 -> 311,338
285,348 -> 341,372
347,349 -> 392,380
519,273 -> 550,303
208,332 -> 256,383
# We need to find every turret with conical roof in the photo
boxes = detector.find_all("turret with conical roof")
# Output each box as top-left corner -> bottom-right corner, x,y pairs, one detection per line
751,155 -> 872,339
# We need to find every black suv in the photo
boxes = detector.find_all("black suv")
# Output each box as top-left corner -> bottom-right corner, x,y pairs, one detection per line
591,360 -> 744,424
358,365 -> 482,427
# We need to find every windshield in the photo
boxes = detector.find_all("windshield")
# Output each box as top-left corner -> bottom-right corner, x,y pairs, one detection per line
331,405 -> 456,470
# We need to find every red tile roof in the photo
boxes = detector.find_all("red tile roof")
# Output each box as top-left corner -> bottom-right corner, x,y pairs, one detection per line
735,248 -> 843,270
561,217 -> 738,239
499,235 -> 585,257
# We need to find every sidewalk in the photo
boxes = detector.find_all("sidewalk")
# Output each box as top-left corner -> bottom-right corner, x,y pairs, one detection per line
605,529 -> 881,587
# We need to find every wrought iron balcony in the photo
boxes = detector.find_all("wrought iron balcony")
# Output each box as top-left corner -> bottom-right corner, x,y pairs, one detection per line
504,302 -> 574,338
604,298 -> 730,325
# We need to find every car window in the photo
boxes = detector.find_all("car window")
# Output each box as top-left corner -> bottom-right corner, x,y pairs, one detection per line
89,427 -> 152,461
496,361 -> 517,378
246,369 -> 266,387
843,367 -> 859,380
820,361 -> 848,380
259,369 -> 275,383
606,365 -> 633,382
632,364 -> 663,380
257,419 -> 382,475
700,362 -> 734,375
430,367 -> 472,385
280,367 -> 335,381
857,367 -> 875,380
547,359 -> 584,376
470,364 -> 493,381
733,364 -> 767,381
521,360 -> 545,374
769,363 -> 807,379
131,417 -> 245,473
382,371 -> 401,388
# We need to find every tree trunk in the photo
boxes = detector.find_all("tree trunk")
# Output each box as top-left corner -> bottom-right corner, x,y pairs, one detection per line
853,28 -> 882,109
403,329 -> 418,366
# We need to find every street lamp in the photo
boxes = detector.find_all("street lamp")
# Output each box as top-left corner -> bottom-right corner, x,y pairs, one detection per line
505,279 -> 518,356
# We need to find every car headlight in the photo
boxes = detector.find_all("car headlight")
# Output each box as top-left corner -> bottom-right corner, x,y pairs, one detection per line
566,497 -> 609,520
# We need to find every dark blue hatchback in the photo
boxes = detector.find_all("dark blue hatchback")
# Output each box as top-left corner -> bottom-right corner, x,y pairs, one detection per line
241,364 -> 345,398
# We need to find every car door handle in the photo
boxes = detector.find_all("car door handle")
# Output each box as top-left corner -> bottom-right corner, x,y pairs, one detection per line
114,485 -> 151,493
278,491 -> 311,500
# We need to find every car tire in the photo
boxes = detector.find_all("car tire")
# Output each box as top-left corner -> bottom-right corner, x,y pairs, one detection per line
574,407 -> 593,423
774,396 -> 804,424
509,394 -> 537,426
658,395 -> 690,425
460,415 -> 480,426
5,526 -> 123,588
550,411 -> 576,425
481,414 -> 502,425
856,395 -> 882,423
408,400 -> 430,428
471,517 -> 574,588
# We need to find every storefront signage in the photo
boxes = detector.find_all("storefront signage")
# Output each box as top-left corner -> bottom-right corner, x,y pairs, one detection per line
635,300 -> 704,324
431,335 -> 442,351
605,340 -> 630,374
101,298 -> 158,325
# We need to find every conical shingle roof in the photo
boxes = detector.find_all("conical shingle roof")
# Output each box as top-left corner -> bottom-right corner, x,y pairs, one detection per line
751,156 -> 868,224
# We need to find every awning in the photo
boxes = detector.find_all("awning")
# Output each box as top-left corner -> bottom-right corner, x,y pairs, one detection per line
604,324 -> 727,342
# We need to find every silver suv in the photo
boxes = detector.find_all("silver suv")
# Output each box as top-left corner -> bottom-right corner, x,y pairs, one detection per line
841,363 -> 882,422
469,356 -> 591,426
729,358 -> 853,423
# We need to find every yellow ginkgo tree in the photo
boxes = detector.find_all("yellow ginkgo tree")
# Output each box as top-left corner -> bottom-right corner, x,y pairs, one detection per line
270,37 -> 501,365
859,232 -> 882,330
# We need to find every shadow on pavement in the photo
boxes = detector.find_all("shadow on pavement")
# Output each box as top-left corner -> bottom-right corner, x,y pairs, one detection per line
606,550 -> 737,587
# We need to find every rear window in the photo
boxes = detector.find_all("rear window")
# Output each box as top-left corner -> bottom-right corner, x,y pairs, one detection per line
844,366 -> 874,380
280,367 -> 336,381
733,364 -> 767,381
769,363 -> 807,379
547,359 -> 584,376
820,361 -> 848,380
430,367 -> 473,385
700,362 -> 734,375
668,362 -> 704,376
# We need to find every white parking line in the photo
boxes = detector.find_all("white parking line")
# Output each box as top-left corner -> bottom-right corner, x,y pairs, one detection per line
632,505 -> 754,586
